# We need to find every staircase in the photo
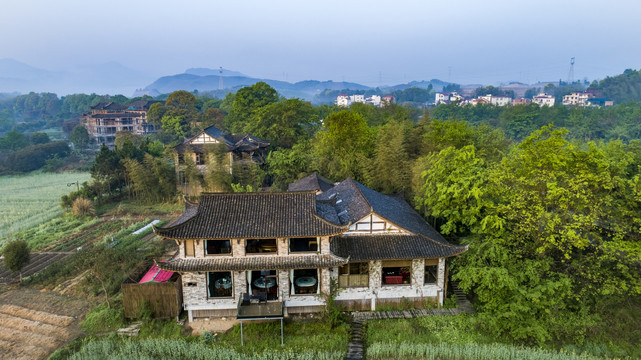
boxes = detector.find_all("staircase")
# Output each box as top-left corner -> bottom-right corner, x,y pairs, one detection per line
345,317 -> 365,360
450,280 -> 475,313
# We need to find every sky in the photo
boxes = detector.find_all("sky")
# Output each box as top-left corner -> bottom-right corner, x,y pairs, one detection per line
2,0 -> 641,87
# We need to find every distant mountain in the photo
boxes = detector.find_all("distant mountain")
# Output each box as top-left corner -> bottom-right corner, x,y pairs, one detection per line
143,72 -> 370,101
382,79 -> 450,92
184,67 -> 246,77
0,58 -> 153,95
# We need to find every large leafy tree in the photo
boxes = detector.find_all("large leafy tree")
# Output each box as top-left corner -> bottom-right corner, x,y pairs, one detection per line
448,126 -> 641,344
246,98 -> 318,148
312,110 -> 373,181
227,82 -> 279,132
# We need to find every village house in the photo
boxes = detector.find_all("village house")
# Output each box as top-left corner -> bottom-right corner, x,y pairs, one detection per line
562,91 -> 592,106
434,92 -> 462,105
173,125 -> 269,195
532,93 -> 555,107
153,177 -> 467,321
82,100 -> 161,148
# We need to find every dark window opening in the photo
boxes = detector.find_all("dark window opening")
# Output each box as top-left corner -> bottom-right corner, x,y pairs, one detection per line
207,272 -> 232,298
424,265 -> 438,284
178,153 -> 184,165
248,270 -> 278,301
205,240 -> 231,255
291,268 -> 319,294
246,239 -> 277,254
289,237 -> 318,252
195,152 -> 205,165
178,171 -> 186,185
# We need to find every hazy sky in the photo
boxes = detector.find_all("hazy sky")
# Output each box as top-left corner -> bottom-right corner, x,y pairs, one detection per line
2,0 -> 640,86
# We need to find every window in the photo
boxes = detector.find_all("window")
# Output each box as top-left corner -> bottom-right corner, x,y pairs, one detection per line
207,272 -> 232,298
290,269 -> 319,295
246,239 -> 277,254
205,240 -> 231,255
339,262 -> 369,288
195,152 -> 205,165
177,153 -> 184,165
184,239 -> 194,257
289,237 -> 318,253
248,270 -> 278,301
424,265 -> 438,284
382,261 -> 411,285
178,171 -> 186,185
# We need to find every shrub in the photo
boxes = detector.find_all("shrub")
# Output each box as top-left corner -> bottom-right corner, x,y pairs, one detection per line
2,239 -> 30,278
72,197 -> 94,217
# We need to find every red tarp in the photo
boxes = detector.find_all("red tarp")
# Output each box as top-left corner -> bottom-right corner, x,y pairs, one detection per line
139,262 -> 174,283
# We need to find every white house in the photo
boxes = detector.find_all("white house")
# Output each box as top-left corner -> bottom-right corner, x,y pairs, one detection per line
532,93 -> 555,107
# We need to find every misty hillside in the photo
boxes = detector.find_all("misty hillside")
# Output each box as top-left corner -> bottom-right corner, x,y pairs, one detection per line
143,71 -> 370,100
0,58 -> 153,95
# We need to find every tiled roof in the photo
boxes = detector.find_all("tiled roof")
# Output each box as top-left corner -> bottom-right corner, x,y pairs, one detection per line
288,173 -> 334,193
174,126 -> 269,153
332,234 -> 468,260
157,253 -> 348,272
154,192 -> 348,240
91,101 -> 127,111
170,197 -> 199,226
317,178 -> 450,244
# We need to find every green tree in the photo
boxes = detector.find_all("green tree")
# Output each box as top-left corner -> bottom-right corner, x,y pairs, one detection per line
0,130 -> 29,151
366,120 -> 412,194
227,82 -> 279,132
246,98 -> 318,148
312,110 -> 373,181
267,140 -> 313,190
70,125 -> 91,150
2,240 -> 30,281
29,132 -> 50,145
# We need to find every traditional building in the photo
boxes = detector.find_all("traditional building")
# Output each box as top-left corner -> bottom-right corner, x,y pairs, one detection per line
154,178 -> 467,320
173,126 -> 269,195
82,100 -> 160,147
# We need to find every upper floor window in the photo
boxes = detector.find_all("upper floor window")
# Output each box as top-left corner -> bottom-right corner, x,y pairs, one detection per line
289,237 -> 318,253
178,153 -> 184,165
195,152 -> 205,165
246,239 -> 277,254
205,240 -> 231,255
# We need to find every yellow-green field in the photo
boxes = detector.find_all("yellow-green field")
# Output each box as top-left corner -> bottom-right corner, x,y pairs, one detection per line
0,172 -> 91,244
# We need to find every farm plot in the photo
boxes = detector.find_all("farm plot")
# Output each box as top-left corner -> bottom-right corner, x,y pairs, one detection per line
0,252 -> 70,284
0,288 -> 91,360
0,172 -> 91,246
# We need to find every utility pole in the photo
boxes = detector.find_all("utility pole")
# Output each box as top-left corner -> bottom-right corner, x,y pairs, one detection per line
219,66 -> 224,90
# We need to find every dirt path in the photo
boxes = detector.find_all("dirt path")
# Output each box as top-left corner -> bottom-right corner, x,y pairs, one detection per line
0,288 -> 93,360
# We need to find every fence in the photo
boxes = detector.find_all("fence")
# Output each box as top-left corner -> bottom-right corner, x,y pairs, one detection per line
122,274 -> 182,319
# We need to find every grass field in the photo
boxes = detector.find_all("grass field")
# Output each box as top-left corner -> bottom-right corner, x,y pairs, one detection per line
0,171 -> 91,247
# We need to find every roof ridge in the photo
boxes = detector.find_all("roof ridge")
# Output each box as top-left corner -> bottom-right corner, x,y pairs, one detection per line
345,177 -> 373,212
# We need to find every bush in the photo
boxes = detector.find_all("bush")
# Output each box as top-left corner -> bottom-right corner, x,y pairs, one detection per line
72,197 -> 95,217
2,239 -> 30,277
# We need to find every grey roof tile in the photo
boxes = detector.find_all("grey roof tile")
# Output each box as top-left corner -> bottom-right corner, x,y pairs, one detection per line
157,253 -> 348,271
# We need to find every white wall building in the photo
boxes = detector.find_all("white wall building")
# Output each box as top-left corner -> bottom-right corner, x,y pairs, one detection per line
533,93 -> 555,107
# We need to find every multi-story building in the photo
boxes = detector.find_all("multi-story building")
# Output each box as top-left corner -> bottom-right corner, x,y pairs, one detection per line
562,92 -> 592,106
154,177 -> 467,320
82,100 -> 160,147
478,94 -> 512,106
434,92 -> 462,105
532,93 -> 555,107
173,125 -> 270,195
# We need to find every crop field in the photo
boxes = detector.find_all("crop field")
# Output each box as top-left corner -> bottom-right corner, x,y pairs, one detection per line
0,288 -> 90,360
0,172 -> 91,246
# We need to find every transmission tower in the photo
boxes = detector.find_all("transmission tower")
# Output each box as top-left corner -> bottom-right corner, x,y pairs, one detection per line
568,57 -> 575,84
219,67 -> 224,90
